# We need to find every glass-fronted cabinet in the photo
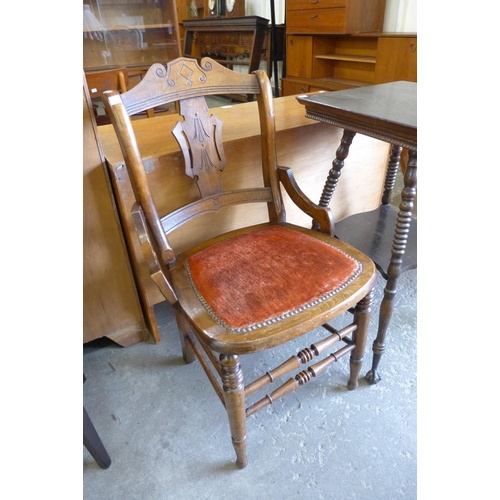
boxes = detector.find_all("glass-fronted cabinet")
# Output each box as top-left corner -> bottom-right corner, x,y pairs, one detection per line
83,0 -> 182,71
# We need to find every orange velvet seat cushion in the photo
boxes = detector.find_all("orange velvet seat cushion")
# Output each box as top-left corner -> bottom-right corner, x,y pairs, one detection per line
185,226 -> 361,333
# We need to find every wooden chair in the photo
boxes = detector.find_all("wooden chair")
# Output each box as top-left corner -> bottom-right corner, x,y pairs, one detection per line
102,57 -> 377,469
85,68 -> 129,126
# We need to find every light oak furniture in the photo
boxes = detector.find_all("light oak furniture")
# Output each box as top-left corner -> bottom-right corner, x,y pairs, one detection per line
297,81 -> 417,385
98,93 -> 391,344
102,57 -> 377,468
83,76 -> 148,346
286,0 -> 386,35
282,32 -> 417,96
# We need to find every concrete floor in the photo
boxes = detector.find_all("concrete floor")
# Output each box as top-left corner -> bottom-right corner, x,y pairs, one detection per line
83,265 -> 417,500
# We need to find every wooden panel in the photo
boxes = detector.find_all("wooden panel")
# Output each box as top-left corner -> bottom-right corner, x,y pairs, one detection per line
286,35 -> 313,78
374,37 -> 417,84
281,78 -> 310,96
83,78 -> 148,346
98,94 -> 390,337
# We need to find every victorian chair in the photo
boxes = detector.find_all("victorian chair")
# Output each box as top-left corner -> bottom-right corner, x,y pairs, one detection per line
102,57 -> 376,468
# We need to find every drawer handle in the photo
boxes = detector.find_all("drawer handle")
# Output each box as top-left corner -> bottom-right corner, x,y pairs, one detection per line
310,14 -> 318,18
310,0 -> 319,3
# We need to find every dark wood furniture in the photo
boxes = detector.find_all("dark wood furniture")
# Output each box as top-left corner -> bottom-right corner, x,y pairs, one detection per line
296,81 -> 417,385
85,68 -> 129,125
83,375 -> 111,469
182,16 -> 268,77
97,94 -> 391,344
102,56 -> 377,468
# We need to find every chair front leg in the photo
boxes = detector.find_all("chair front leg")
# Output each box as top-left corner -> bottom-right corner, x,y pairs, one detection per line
348,288 -> 374,390
220,354 -> 247,469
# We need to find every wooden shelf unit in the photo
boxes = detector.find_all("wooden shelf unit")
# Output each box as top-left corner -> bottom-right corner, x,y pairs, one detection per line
282,33 -> 417,96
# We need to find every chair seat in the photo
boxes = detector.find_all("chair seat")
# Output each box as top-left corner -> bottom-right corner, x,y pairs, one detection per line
171,223 -> 376,354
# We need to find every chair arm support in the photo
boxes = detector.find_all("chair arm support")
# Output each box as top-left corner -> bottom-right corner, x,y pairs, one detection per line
131,203 -> 179,306
278,166 -> 334,235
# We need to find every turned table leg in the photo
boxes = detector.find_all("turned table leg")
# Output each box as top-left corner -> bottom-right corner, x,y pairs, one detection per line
313,129 -> 356,231
366,148 -> 417,384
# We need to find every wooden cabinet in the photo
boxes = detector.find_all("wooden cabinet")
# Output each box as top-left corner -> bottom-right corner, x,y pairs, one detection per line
281,0 -> 416,97
83,76 -> 148,346
286,0 -> 386,35
83,0 -> 182,71
281,33 -> 417,96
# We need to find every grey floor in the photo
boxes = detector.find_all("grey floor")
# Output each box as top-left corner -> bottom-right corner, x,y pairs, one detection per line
83,270 -> 417,500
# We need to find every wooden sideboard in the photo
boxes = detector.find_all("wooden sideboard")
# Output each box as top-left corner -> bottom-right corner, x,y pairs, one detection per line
281,0 -> 415,96
97,94 -> 391,344
83,77 -> 148,346
282,32 -> 417,96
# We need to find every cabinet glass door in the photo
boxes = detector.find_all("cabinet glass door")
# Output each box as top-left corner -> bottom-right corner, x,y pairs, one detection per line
83,0 -> 181,71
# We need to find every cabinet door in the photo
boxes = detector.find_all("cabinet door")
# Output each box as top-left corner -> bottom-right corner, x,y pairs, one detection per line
286,35 -> 313,78
83,0 -> 181,71
374,37 -> 417,84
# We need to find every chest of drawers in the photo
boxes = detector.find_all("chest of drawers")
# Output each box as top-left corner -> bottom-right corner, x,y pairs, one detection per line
286,0 -> 386,35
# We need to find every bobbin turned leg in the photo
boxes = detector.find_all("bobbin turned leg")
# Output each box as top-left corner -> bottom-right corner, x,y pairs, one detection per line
348,289 -> 374,390
220,354 -> 247,469
313,129 -> 356,231
366,149 -> 417,385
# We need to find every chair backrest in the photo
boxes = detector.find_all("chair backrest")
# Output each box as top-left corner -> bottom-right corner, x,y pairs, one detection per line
102,57 -> 286,267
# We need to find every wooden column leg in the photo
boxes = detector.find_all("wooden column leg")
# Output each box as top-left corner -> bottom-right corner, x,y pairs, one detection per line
220,354 -> 248,469
366,148 -> 417,385
348,288 -> 374,390
313,129 -> 356,230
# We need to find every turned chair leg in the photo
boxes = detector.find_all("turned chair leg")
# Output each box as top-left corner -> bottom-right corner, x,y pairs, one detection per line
348,289 -> 374,390
220,354 -> 248,469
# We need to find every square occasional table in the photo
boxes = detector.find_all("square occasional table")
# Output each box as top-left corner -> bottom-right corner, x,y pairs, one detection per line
296,81 -> 417,384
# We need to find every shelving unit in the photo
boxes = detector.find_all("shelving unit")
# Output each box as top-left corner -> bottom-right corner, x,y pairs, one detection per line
282,33 -> 417,96
281,0 -> 416,97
